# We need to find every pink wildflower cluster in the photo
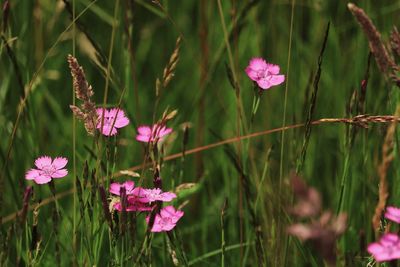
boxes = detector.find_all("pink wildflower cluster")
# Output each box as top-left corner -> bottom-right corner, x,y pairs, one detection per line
24,95 -> 178,232
109,180 -> 183,232
368,206 -> 400,262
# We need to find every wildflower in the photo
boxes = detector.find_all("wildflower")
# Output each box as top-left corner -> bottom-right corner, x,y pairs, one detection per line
25,156 -> 68,184
96,108 -> 130,136
245,57 -> 285,90
368,233 -> 400,262
287,212 -> 348,263
146,206 -> 184,232
133,187 -> 176,203
109,181 -> 135,196
136,124 -> 172,143
287,175 -> 347,264
385,206 -> 400,224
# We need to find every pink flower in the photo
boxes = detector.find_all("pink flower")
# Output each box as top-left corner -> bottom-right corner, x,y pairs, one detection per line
114,196 -> 152,212
385,206 -> 400,224
25,156 -> 68,184
136,124 -> 172,143
368,233 -> 400,262
133,187 -> 176,203
96,108 -> 130,136
146,206 -> 184,232
245,57 -> 285,90
109,181 -> 135,196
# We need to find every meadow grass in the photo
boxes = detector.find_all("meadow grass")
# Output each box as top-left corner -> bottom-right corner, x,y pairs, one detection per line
1,0 -> 400,266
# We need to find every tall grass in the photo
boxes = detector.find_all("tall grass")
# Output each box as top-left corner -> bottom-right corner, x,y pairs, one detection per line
1,0 -> 400,266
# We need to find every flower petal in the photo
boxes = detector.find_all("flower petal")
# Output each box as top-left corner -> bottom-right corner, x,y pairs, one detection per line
368,243 -> 385,255
137,126 -> 152,136
159,192 -> 177,202
269,75 -> 285,86
96,108 -> 109,118
52,169 -> 68,178
114,109 -> 130,128
158,127 -> 173,138
52,157 -> 68,170
257,79 -> 272,90
160,223 -> 176,232
266,63 -> 280,75
385,206 -> 400,224
101,125 -> 117,136
25,169 -> 40,180
123,181 -> 135,193
114,117 -> 130,128
34,175 -> 52,184
35,156 -> 52,169
245,67 -> 259,81
109,183 -> 122,195
136,134 -> 151,143
248,58 -> 267,71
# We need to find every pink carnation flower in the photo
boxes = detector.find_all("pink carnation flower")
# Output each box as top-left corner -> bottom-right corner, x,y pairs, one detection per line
109,181 -> 135,196
25,156 -> 68,184
245,57 -> 285,90
133,187 -> 176,203
96,108 -> 130,136
136,124 -> 172,143
146,206 -> 184,232
385,206 -> 400,224
368,233 -> 400,262
114,196 -> 152,212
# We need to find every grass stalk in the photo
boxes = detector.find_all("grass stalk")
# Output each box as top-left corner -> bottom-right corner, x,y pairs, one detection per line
278,0 -> 296,264
72,0 -> 77,264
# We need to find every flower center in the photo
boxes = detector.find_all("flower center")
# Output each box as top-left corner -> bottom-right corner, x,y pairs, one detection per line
103,116 -> 116,125
41,165 -> 56,176
159,217 -> 173,227
257,68 -> 274,80
146,189 -> 161,200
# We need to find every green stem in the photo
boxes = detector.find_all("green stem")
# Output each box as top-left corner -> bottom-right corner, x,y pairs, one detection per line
279,0 -> 296,265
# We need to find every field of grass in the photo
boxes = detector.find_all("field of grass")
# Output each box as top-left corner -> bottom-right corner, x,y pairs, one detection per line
1,0 -> 400,266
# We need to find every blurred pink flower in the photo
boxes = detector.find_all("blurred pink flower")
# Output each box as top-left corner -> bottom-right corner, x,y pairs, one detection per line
146,206 -> 184,232
96,108 -> 130,136
109,181 -> 135,196
25,156 -> 68,184
385,206 -> 400,224
245,57 -> 285,90
133,187 -> 176,203
114,196 -> 152,212
136,124 -> 172,143
368,233 -> 400,262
